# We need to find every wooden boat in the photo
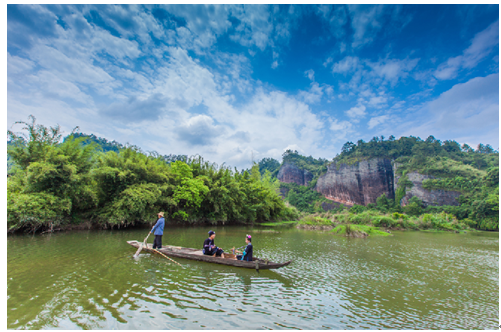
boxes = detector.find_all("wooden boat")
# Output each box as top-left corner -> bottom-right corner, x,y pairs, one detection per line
127,240 -> 292,270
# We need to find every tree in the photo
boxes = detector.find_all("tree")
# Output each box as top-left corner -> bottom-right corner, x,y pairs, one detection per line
341,141 -> 356,154
461,143 -> 474,153
376,193 -> 394,212
7,117 -> 97,231
403,196 -> 423,216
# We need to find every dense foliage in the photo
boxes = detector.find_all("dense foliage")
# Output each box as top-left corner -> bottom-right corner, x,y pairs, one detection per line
260,135 -> 498,231
335,135 -> 499,230
256,157 -> 281,177
281,149 -> 328,177
279,182 -> 332,213
7,117 -> 298,232
69,133 -> 124,153
296,209 -> 474,234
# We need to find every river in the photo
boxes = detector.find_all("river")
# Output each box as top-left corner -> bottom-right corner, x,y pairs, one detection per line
7,225 -> 499,329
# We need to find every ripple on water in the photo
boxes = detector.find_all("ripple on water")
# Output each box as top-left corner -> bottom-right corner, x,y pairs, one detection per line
7,228 -> 500,329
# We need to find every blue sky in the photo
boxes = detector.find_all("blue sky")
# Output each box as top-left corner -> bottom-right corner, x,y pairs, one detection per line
7,4 -> 499,169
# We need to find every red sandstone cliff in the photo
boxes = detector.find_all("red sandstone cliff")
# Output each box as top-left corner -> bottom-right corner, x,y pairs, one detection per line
314,158 -> 394,206
277,163 -> 313,186
277,158 -> 461,207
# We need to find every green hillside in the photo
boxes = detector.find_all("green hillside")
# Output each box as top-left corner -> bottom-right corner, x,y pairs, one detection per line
253,136 -> 499,230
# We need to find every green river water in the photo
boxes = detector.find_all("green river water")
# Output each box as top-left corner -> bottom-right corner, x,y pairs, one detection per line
7,226 -> 499,329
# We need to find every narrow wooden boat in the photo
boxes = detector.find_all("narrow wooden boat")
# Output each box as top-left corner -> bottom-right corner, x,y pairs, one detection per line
127,240 -> 292,270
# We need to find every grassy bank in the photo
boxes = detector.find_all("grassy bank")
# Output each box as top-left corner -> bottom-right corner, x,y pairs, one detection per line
291,209 -> 477,237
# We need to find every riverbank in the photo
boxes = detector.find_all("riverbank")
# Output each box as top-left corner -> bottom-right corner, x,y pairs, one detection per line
257,209 -> 487,238
12,208 -> 490,236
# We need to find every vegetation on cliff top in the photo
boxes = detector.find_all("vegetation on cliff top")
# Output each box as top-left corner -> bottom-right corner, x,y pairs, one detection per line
7,116 -> 299,233
259,135 -> 498,231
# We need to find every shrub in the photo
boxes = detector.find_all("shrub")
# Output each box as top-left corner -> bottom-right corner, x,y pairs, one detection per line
403,196 -> 424,216
350,204 -> 366,214
299,215 -> 332,225
331,224 -> 390,237
349,211 -> 374,224
391,212 -> 408,220
372,216 -> 396,227
462,218 -> 477,228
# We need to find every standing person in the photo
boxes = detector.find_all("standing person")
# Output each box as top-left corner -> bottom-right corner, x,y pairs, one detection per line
150,212 -> 165,249
203,230 -> 225,258
235,235 -> 253,261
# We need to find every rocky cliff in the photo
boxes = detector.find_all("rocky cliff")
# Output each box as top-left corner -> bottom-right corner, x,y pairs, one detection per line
314,158 -> 395,206
277,163 -> 313,186
393,167 -> 461,207
277,157 -> 462,208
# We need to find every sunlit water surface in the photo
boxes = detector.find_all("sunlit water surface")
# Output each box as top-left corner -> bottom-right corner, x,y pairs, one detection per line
7,226 -> 499,329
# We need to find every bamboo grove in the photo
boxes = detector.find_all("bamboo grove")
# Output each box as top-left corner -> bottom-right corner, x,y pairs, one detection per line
7,116 -> 299,232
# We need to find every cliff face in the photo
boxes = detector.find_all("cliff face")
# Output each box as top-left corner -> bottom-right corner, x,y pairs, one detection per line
277,163 -> 313,186
394,168 -> 461,207
278,157 -> 461,208
314,158 -> 394,206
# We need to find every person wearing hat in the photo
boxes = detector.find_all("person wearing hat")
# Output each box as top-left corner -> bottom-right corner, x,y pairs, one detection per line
203,230 -> 225,258
150,212 -> 165,249
235,234 -> 253,261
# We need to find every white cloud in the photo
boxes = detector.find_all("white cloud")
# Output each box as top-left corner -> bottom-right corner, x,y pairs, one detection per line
348,5 -> 386,48
315,5 -> 348,39
345,104 -> 366,120
297,82 -> 325,104
402,73 -> 499,148
7,54 -> 35,75
304,69 -> 315,81
229,5 -> 272,51
366,58 -> 419,85
434,20 -> 499,80
368,115 -> 389,129
176,114 -> 223,146
332,56 -> 360,73
330,119 -> 353,131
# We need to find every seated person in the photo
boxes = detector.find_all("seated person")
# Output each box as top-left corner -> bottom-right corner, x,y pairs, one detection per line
203,230 -> 225,258
235,235 -> 253,261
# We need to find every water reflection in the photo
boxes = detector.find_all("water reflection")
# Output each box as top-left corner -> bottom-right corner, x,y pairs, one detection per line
8,227 -> 499,329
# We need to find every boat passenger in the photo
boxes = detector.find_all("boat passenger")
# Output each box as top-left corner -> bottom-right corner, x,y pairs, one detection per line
150,212 -> 165,249
235,235 -> 253,262
203,230 -> 225,258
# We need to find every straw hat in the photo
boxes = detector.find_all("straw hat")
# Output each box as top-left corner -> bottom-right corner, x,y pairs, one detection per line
157,212 -> 164,217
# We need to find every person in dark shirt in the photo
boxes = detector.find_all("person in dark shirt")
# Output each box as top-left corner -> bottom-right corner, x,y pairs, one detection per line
203,230 -> 225,258
235,234 -> 253,261
150,212 -> 165,249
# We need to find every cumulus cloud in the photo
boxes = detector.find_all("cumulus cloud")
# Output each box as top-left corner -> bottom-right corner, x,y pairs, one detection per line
332,56 -> 360,73
297,82 -> 327,104
345,104 -> 366,120
176,114 -> 222,146
367,115 -> 389,129
330,119 -> 353,131
102,93 -> 166,122
366,58 -> 419,85
7,4 -> 499,169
